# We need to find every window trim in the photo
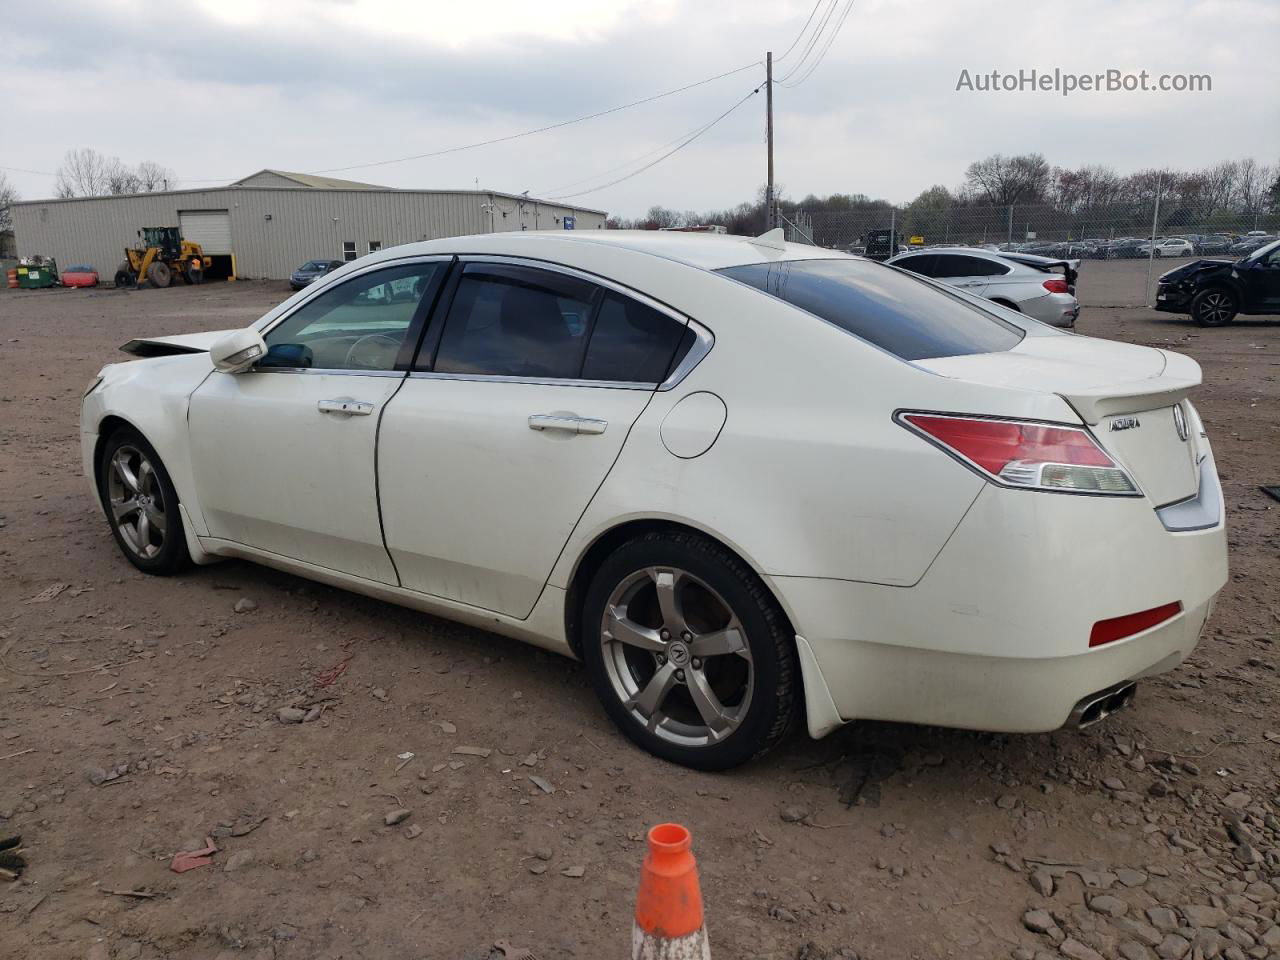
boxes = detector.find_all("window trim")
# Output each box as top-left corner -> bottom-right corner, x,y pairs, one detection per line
409,255 -> 714,392
252,254 -> 454,376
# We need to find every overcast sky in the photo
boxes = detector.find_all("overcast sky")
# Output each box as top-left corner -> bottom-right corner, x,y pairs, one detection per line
4,0 -> 1278,216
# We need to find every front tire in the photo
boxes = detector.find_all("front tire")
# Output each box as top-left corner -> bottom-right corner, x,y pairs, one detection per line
580,531 -> 798,770
98,428 -> 191,575
1191,288 -> 1237,327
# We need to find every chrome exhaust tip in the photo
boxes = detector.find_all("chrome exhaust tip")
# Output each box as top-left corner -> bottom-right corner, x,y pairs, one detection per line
1067,681 -> 1137,729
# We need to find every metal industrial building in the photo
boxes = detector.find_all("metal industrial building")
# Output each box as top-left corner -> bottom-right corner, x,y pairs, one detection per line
10,170 -> 607,281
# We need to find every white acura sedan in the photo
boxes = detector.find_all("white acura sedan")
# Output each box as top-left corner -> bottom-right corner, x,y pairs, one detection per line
81,230 -> 1227,769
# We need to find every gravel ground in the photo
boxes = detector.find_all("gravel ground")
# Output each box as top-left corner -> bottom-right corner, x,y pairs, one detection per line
0,271 -> 1277,960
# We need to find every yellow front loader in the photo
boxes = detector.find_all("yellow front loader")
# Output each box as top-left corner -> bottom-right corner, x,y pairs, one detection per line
113,227 -> 206,288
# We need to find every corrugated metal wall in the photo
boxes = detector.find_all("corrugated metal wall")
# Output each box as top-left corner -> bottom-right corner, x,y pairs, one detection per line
11,188 -> 607,280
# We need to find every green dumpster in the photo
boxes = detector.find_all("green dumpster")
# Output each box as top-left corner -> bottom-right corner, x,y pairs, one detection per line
17,258 -> 59,289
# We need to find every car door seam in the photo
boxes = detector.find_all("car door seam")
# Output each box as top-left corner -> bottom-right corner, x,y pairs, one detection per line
518,386 -> 662,622
374,373 -> 411,587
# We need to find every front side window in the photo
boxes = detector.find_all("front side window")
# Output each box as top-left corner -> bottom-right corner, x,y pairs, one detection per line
262,261 -> 443,371
431,264 -> 596,379
718,258 -> 1023,361
891,255 -> 936,277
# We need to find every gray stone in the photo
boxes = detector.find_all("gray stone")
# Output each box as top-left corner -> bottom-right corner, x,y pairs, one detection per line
1155,934 -> 1190,959
769,905 -> 798,923
997,794 -> 1019,809
224,850 -> 254,872
1089,895 -> 1129,918
1031,869 -> 1055,896
1103,777 -> 1127,791
87,945 -> 110,960
779,806 -> 809,823
1244,880 -> 1275,902
1060,939 -> 1104,960
277,707 -> 305,724
1118,943 -> 1153,960
1112,918 -> 1163,948
1223,792 -> 1251,809
1147,908 -> 1180,933
272,927 -> 297,941
1024,909 -> 1058,935
1181,904 -> 1228,927
383,808 -> 410,826
1116,869 -> 1148,888
233,597 -> 257,613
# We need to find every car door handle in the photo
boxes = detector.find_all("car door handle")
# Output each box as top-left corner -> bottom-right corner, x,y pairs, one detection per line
317,399 -> 375,416
528,414 -> 608,435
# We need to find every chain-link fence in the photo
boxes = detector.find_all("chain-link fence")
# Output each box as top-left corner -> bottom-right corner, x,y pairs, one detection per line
776,200 -> 1278,305
799,202 -> 1276,252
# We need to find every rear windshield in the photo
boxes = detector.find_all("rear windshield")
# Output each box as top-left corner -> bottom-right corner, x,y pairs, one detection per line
718,258 -> 1023,360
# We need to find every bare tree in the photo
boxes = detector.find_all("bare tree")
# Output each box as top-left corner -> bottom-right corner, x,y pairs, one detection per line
55,148 -> 112,198
962,153 -> 1051,206
1234,158 -> 1273,214
0,172 -> 17,232
55,148 -> 175,197
134,160 -> 175,193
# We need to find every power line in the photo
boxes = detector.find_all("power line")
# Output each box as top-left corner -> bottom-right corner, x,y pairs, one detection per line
773,0 -> 827,63
546,87 -> 761,201
779,0 -> 856,88
298,62 -> 763,178
776,0 -> 839,84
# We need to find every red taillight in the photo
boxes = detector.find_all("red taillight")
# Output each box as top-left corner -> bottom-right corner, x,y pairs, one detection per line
900,414 -> 1139,494
1089,602 -> 1182,648
1043,278 -> 1070,294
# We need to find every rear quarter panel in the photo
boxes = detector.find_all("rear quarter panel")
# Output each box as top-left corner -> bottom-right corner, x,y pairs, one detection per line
547,259 -> 1084,597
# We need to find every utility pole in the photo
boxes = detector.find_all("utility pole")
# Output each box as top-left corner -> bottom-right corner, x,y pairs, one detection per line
766,51 -> 775,230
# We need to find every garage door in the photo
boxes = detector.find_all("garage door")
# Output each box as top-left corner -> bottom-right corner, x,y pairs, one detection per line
178,210 -> 232,254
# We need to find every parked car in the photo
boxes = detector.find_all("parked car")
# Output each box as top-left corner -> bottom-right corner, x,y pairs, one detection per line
1192,235 -> 1233,256
1141,237 -> 1195,258
1155,237 -> 1280,326
83,231 -> 1226,769
1229,236 -> 1275,256
1106,238 -> 1148,259
887,247 -> 1080,327
289,259 -> 344,291
61,264 -> 100,287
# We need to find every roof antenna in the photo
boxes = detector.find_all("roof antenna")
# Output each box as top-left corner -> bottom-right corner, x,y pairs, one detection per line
749,227 -> 786,251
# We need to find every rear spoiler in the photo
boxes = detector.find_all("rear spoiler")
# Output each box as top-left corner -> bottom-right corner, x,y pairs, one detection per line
1001,253 -> 1080,288
1059,350 -> 1200,423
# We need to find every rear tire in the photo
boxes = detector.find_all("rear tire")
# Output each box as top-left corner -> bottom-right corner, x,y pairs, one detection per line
97,427 -> 191,575
580,531 -> 798,770
146,262 -> 172,288
1191,288 -> 1237,327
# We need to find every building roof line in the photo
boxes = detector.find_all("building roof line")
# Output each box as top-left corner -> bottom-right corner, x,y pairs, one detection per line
11,185 -> 607,216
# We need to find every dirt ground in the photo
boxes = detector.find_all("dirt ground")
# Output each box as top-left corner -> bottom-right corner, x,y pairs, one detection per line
0,265 -> 1277,960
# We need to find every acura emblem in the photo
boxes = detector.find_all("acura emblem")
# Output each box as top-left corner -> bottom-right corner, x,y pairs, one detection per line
1172,404 -> 1188,442
1110,416 -> 1141,432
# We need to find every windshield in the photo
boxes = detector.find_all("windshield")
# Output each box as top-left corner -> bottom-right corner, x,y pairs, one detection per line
717,258 -> 1024,361
300,260 -> 328,271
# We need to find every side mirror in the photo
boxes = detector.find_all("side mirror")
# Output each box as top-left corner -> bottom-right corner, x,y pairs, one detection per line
209,328 -> 267,374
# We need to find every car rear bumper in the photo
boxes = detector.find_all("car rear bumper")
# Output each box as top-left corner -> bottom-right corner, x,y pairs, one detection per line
773,462 -> 1227,735
1021,291 -> 1079,327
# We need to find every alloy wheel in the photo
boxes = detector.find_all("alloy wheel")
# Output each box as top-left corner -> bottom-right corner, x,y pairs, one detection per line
107,445 -> 167,559
600,566 -> 754,747
1196,291 -> 1234,325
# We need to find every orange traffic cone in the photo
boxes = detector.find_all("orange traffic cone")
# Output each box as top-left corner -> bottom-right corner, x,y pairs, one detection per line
632,823 -> 711,959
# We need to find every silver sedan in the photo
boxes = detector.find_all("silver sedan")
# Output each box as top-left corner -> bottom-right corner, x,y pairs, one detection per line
888,248 -> 1080,327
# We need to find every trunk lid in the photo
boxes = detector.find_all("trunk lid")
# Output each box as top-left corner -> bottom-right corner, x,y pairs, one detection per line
916,336 -> 1201,506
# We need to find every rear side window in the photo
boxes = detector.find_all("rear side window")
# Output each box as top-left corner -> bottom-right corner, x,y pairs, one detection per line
718,258 -> 1023,361
432,263 -> 595,379
931,254 -> 1008,278
582,293 -> 688,383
